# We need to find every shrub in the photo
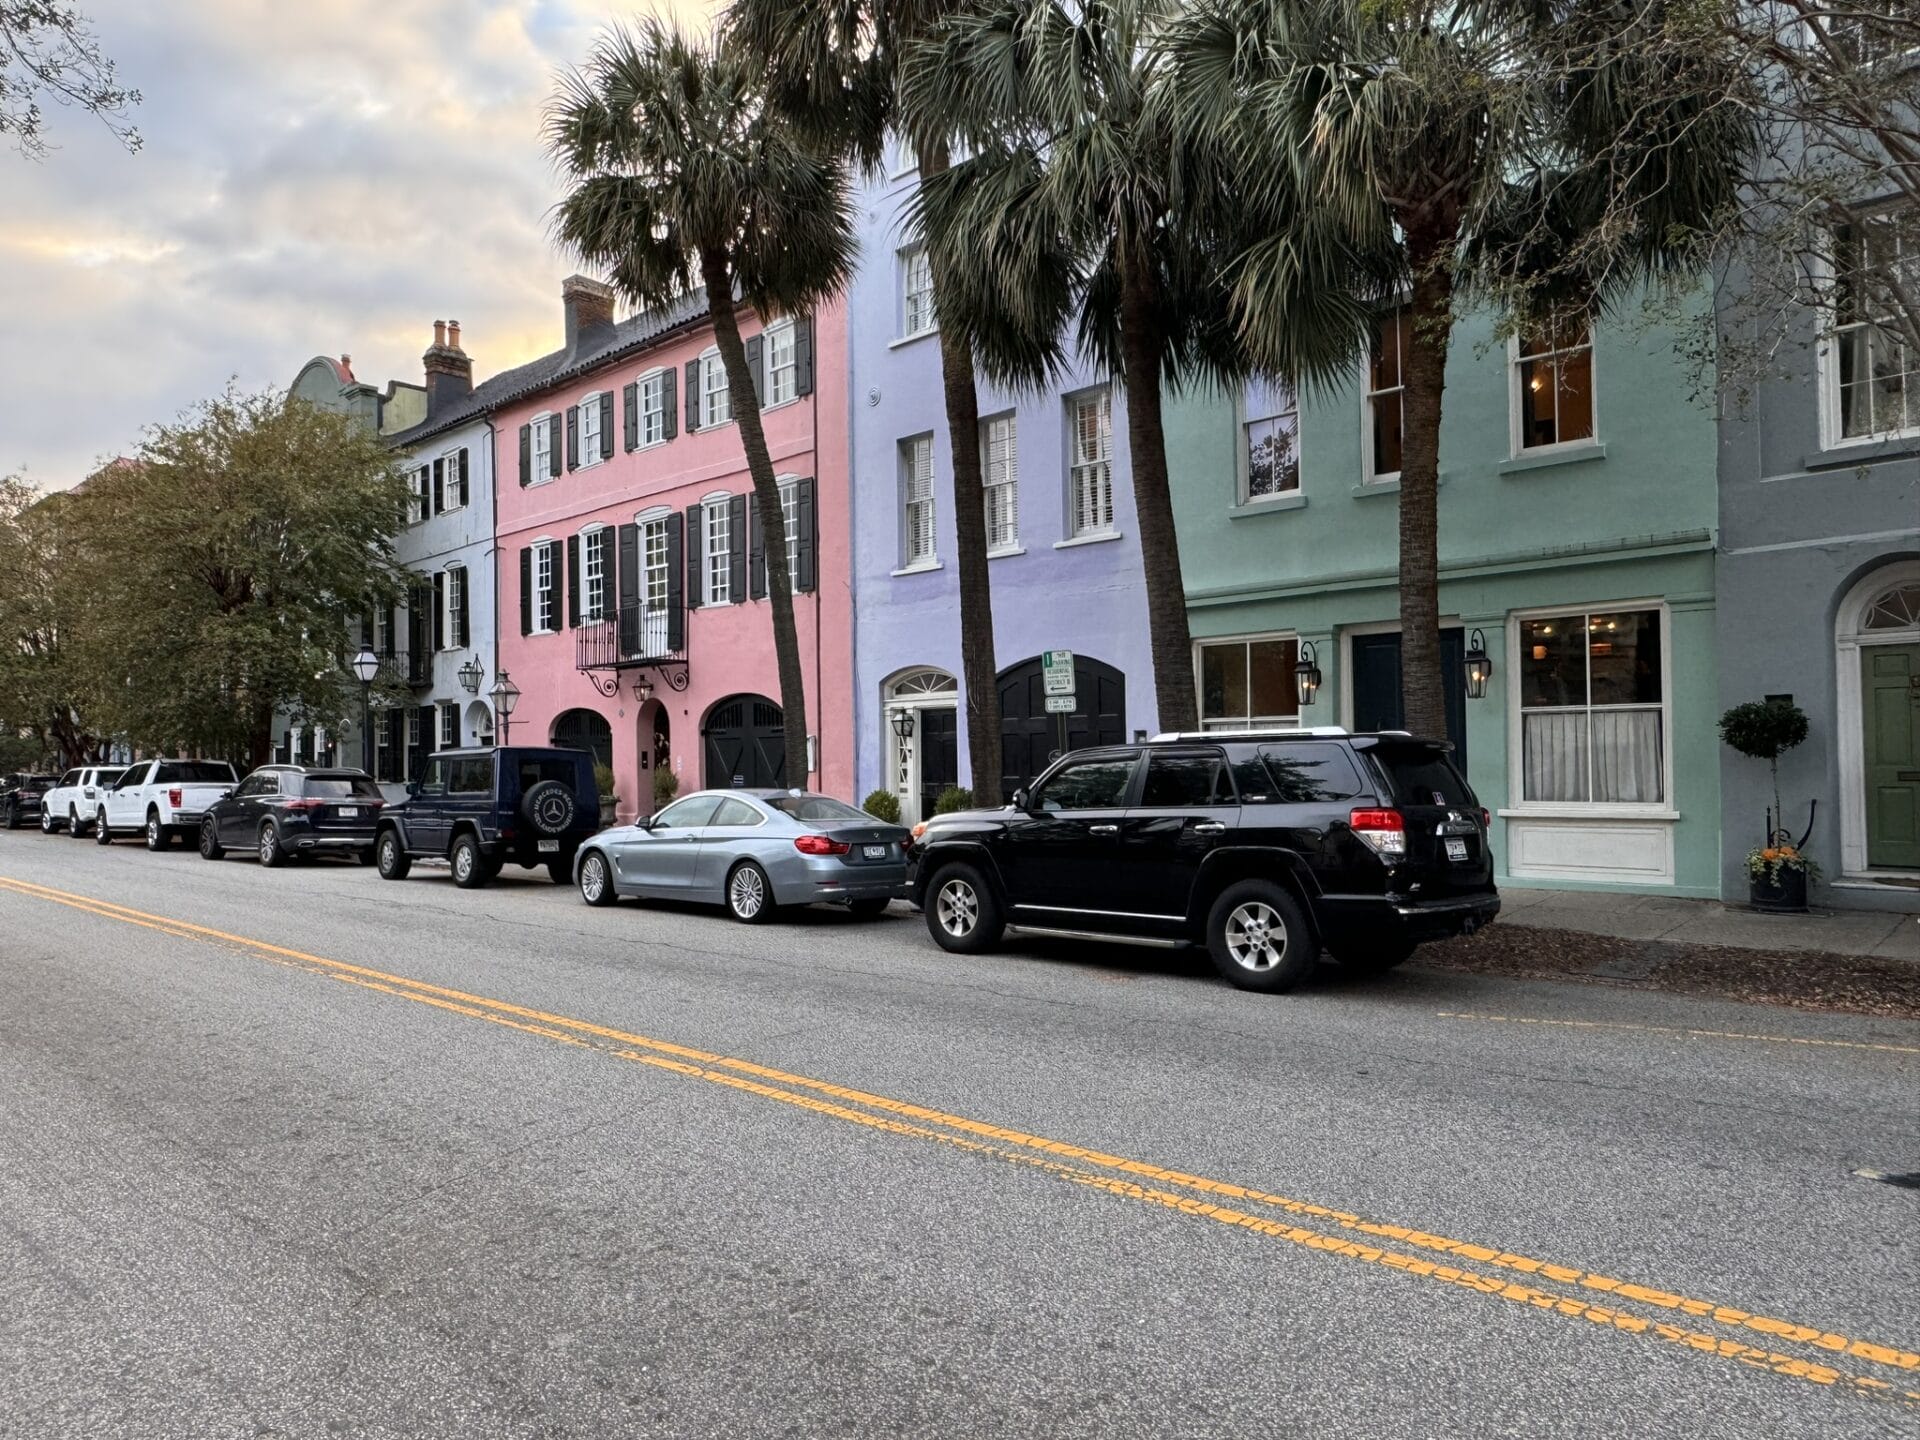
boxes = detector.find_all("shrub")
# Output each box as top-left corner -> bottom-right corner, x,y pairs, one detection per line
862,789 -> 901,823
593,761 -> 616,799
933,785 -> 975,815
652,764 -> 679,808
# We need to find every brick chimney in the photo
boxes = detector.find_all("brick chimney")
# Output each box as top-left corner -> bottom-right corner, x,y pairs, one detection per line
562,274 -> 616,356
422,317 -> 472,415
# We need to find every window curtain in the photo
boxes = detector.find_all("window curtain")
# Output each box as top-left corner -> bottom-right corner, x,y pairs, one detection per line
1523,710 -> 1663,803
1523,712 -> 1588,802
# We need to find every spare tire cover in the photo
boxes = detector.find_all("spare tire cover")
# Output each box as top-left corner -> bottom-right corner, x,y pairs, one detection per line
522,780 -> 577,836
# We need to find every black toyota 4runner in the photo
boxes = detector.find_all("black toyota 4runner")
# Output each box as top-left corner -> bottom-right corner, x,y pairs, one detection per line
374,746 -> 600,889
909,729 -> 1499,993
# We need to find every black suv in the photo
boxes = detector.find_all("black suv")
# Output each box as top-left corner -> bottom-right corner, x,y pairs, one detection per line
909,729 -> 1499,993
375,746 -> 599,889
198,765 -> 387,866
1,773 -> 58,830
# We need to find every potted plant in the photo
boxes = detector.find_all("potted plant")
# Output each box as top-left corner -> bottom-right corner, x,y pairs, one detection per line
652,763 -> 678,816
593,762 -> 617,828
1719,698 -> 1813,912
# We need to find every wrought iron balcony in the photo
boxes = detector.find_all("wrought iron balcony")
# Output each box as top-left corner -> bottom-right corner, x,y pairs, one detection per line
576,601 -> 687,697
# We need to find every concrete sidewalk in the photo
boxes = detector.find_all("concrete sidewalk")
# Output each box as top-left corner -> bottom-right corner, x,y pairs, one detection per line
1497,887 -> 1920,961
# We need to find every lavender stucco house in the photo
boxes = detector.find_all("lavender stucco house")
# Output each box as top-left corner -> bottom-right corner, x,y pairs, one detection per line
849,153 -> 1159,825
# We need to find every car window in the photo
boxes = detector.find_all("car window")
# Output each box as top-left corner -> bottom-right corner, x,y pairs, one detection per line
94,768 -> 123,787
119,764 -> 152,789
1032,753 -> 1138,812
156,761 -> 236,785
652,796 -> 721,828
417,760 -> 448,798
59,771 -> 81,788
1247,743 -> 1366,804
449,758 -> 492,796
1367,745 -> 1472,808
1138,752 -> 1235,808
763,794 -> 869,823
233,775 -> 261,799
519,758 -> 580,791
707,798 -> 764,828
305,775 -> 382,799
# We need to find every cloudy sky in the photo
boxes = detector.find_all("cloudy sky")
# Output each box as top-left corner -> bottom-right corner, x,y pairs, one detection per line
3,0 -> 717,491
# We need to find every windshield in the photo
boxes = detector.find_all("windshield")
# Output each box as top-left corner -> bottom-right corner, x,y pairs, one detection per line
304,775 -> 382,799
763,794 -> 873,824
156,761 -> 237,784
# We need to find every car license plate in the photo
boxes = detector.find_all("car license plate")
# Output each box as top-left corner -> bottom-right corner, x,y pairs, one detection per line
863,845 -> 889,860
538,839 -> 560,854
338,807 -> 358,818
1446,837 -> 1469,862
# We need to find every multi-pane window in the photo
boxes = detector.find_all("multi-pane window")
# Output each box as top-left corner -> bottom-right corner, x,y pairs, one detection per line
443,566 -> 465,649
1514,321 -> 1595,450
1368,309 -> 1409,480
406,709 -> 421,752
778,476 -> 801,582
982,414 -> 1019,552
409,466 -> 429,523
765,320 -> 797,406
1068,390 -> 1115,537
641,516 -> 671,656
902,246 -> 936,337
1198,637 -> 1299,730
1832,205 -> 1920,440
1518,608 -> 1665,805
531,414 -> 552,480
1243,378 -> 1300,500
581,392 -> 603,463
702,349 -> 731,428
534,540 -> 556,632
373,606 -> 390,656
639,371 -> 668,446
704,498 -> 732,605
581,526 -> 607,622
901,435 -> 936,567
438,702 -> 458,751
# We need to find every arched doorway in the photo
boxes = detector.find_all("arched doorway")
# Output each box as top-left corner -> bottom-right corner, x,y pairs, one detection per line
1838,562 -> 1920,875
465,701 -> 495,748
997,654 -> 1125,800
552,708 -> 613,770
636,700 -> 673,816
884,667 -> 958,825
703,693 -> 784,789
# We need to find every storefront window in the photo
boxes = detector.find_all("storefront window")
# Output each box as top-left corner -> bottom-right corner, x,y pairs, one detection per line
1517,608 -> 1664,804
1199,636 -> 1299,730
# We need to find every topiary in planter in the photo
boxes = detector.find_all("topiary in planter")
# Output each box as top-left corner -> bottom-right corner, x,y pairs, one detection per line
1719,698 -> 1809,835
933,785 -> 975,815
862,789 -> 901,823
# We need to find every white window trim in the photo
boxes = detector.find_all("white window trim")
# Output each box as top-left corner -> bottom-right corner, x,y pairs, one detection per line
899,245 -> 937,342
1192,630 -> 1304,731
982,412 -> 1020,556
579,390 -> 605,469
440,564 -> 465,651
1835,560 -> 1920,877
438,447 -> 467,513
579,522 -> 609,624
700,347 -> 733,430
1361,312 -> 1407,486
763,318 -> 798,411
637,368 -> 669,449
529,411 -> 555,488
701,491 -> 734,607
776,473 -> 802,584
438,700 -> 459,750
1502,599 -> 1675,818
1816,209 -> 1920,451
410,463 -> 431,525
1237,382 -> 1302,508
1066,387 -> 1119,541
1508,328 -> 1600,458
531,535 -> 557,635
901,433 -> 938,570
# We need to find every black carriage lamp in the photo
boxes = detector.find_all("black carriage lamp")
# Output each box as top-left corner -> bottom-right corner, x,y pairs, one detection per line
1294,640 -> 1323,709
633,677 -> 654,704
489,671 -> 521,742
458,656 -> 484,695
890,708 -> 916,741
1464,628 -> 1493,700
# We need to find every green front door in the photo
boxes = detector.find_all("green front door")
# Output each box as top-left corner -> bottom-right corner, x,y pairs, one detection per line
1863,644 -> 1920,869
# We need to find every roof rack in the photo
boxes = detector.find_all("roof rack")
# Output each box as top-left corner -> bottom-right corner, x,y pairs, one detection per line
1147,726 -> 1351,742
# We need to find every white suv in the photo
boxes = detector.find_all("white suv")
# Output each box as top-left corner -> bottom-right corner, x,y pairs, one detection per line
41,765 -> 126,835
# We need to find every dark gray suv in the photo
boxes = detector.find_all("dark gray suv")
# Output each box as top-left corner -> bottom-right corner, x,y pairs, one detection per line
374,746 -> 600,889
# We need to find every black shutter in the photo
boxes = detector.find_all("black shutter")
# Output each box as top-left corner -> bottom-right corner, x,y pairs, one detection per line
415,706 -> 434,768
748,496 -> 767,600
662,368 -> 678,439
795,316 -> 815,397
728,493 -> 747,601
794,477 -> 817,593
665,512 -> 685,653
684,359 -> 701,432
684,504 -> 703,610
552,537 -> 567,631
617,523 -> 640,657
454,567 -> 470,648
565,405 -> 580,471
518,424 -> 531,486
431,457 -> 444,516
567,534 -> 581,629
548,414 -> 562,476
382,603 -> 397,658
744,334 -> 765,405
598,392 -> 614,459
457,448 -> 470,507
432,571 -> 446,651
519,547 -> 532,636
623,382 -> 639,451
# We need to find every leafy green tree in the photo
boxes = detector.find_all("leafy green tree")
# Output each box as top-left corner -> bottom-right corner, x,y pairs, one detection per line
1,2 -> 139,158
70,387 -> 410,766
0,474 -> 104,765
548,20 -> 858,788
1158,0 -> 1752,738
726,0 -> 1009,799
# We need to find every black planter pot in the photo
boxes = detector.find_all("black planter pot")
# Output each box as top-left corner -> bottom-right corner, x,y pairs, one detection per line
1749,865 -> 1809,913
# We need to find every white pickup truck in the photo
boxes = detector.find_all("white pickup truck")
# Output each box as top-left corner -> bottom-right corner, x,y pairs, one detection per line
96,758 -> 240,851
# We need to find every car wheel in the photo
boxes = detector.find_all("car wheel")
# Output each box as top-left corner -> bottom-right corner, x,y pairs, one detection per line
924,863 -> 1004,954
70,807 -> 88,838
578,850 -> 617,907
39,809 -> 57,834
257,822 -> 284,867
375,830 -> 411,881
145,812 -> 173,852
3,802 -> 17,830
450,833 -> 488,889
94,809 -> 112,845
1329,937 -> 1418,975
1206,880 -> 1319,994
725,861 -> 776,924
848,897 -> 892,919
199,818 -> 225,860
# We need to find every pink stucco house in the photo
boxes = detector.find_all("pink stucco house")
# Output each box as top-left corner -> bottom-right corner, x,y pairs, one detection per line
492,277 -> 852,819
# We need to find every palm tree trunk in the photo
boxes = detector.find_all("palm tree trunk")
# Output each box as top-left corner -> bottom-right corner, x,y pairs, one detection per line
701,250 -> 810,787
922,143 -> 1002,803
1119,264 -> 1197,734
1396,226 -> 1456,742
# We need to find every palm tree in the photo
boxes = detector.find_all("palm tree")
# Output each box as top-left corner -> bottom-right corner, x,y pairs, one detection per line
1158,0 -> 1751,738
547,20 -> 857,787
726,0 -> 1009,801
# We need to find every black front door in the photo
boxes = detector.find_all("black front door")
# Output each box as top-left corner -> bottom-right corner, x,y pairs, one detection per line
998,655 -> 1127,802
919,707 -> 958,818
1349,629 -> 1468,767
704,694 -> 785,789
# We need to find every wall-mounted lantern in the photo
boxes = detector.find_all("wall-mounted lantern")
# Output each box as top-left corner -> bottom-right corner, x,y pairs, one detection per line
1464,628 -> 1493,700
1294,640 -> 1323,709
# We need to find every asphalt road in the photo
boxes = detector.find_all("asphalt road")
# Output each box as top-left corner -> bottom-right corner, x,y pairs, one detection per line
2,828 -> 1916,1439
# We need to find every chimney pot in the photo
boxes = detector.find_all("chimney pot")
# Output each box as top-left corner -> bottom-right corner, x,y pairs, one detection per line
447,320 -> 462,352
433,320 -> 447,348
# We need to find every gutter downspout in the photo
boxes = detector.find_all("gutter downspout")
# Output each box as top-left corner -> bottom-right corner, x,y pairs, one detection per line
485,417 -> 501,742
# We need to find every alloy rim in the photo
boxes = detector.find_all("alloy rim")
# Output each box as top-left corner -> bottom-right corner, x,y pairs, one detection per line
260,829 -> 275,863
381,837 -> 397,870
41,812 -> 54,833
935,879 -> 979,937
454,846 -> 473,883
582,857 -> 605,902
1224,901 -> 1287,972
202,823 -> 215,856
731,867 -> 764,917
149,819 -> 160,847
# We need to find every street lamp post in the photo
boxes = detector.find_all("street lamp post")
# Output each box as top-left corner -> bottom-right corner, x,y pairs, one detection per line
351,647 -> 380,773
489,672 -> 521,744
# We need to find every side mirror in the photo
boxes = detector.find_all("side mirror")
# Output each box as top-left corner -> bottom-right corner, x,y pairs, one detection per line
405,781 -> 420,798
1011,787 -> 1034,813
220,789 -> 232,800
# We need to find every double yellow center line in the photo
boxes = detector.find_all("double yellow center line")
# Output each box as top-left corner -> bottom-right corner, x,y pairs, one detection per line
3,873 -> 1915,1408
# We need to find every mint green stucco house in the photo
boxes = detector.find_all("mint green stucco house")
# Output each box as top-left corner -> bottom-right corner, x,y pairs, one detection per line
1167,304 -> 1721,897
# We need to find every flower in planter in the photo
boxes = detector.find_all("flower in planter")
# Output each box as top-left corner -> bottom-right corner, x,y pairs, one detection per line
1746,840 -> 1818,885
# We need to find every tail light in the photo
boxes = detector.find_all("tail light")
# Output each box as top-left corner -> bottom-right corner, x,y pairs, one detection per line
1349,807 -> 1406,860
794,834 -> 851,856
283,798 -> 322,813
1480,808 -> 1491,830
168,787 -> 182,807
